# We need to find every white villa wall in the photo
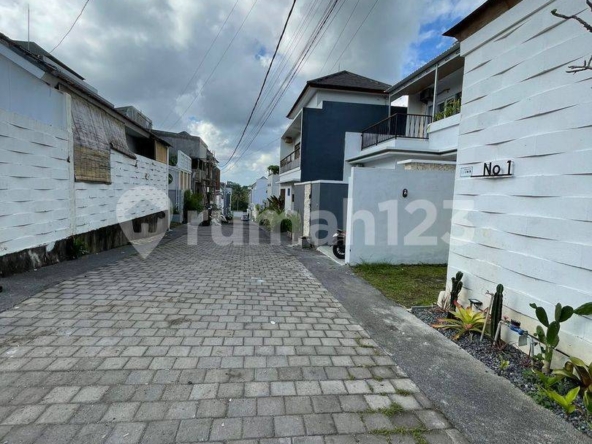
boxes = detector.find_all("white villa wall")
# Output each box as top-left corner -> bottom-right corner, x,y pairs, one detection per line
346,166 -> 454,265
0,104 -> 73,256
74,152 -> 168,234
250,177 -> 267,208
311,90 -> 389,109
267,174 -> 280,199
449,0 -> 592,361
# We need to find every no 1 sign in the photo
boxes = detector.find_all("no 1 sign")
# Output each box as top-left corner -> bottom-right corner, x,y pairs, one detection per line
461,160 -> 514,178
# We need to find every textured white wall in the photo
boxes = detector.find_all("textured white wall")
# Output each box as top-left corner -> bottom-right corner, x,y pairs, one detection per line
449,0 -> 592,361
0,104 -> 72,256
346,166 -> 454,265
74,151 -> 169,234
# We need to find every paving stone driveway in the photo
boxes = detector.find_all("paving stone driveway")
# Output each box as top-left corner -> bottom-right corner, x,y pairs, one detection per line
0,225 -> 466,443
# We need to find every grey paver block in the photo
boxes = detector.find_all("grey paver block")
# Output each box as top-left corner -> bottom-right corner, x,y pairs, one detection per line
2,424 -> 46,444
72,385 -> 109,403
274,415 -> 305,437
333,412 -> 367,434
190,383 -> 218,400
304,414 -> 337,435
229,398 -> 257,417
36,403 -> 78,424
141,420 -> 179,444
256,397 -> 285,416
196,399 -> 227,418
177,418 -> 212,443
105,422 -> 146,444
211,417 -> 242,440
135,402 -> 168,421
242,416 -> 274,439
362,413 -> 393,431
41,386 -> 80,404
285,396 -> 313,415
321,380 -> 347,395
71,403 -> 109,424
390,412 -> 423,429
102,403 -> 140,422
166,401 -> 198,419
311,395 -> 341,413
245,382 -> 270,397
271,381 -> 296,396
35,424 -> 80,444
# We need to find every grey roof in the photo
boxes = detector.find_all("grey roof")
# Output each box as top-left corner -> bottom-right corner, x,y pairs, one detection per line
307,70 -> 390,92
13,40 -> 85,80
386,42 -> 461,94
288,71 -> 389,117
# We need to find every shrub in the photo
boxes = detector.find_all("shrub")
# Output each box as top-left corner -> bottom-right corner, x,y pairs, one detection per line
184,190 -> 204,213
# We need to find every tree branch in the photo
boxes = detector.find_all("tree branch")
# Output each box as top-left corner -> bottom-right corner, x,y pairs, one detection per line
551,8 -> 592,33
566,55 -> 592,73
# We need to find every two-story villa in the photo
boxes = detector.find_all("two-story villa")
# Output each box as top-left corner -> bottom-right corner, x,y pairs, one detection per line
278,71 -> 396,213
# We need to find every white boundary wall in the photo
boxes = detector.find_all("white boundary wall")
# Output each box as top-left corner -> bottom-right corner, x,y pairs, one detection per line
449,0 -> 592,361
346,166 -> 454,265
0,50 -> 169,258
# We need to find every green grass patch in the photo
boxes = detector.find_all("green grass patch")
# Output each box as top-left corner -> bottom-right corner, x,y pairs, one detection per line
395,389 -> 414,396
352,263 -> 447,307
365,402 -> 404,416
370,427 -> 428,443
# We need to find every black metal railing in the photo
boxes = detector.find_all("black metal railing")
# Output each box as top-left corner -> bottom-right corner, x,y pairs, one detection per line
361,113 -> 432,149
280,148 -> 301,173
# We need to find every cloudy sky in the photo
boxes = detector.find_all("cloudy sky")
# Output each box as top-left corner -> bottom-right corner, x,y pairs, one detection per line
0,0 -> 484,185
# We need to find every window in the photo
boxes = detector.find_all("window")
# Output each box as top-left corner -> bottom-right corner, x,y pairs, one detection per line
287,188 -> 291,196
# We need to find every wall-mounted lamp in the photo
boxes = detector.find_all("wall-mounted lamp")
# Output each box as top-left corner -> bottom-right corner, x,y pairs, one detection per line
402,188 -> 408,198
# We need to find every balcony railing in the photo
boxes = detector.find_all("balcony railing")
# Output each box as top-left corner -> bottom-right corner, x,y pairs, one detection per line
280,148 -> 301,174
361,113 -> 432,150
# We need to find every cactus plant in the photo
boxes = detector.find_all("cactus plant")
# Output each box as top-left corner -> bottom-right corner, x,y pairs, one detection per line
490,284 -> 504,341
449,271 -> 463,310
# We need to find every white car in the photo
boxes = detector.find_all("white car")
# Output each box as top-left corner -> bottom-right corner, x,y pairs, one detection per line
241,213 -> 249,221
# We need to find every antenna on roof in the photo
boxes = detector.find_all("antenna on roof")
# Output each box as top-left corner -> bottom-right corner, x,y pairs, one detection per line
27,4 -> 30,51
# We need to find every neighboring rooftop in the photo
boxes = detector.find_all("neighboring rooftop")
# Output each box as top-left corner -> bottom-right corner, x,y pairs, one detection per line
387,43 -> 463,97
13,40 -> 85,80
307,70 -> 391,93
444,0 -> 522,41
288,70 -> 390,118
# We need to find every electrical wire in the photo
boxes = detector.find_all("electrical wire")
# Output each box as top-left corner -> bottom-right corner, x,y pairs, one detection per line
319,0 -> 360,74
49,0 -> 92,53
222,0 -> 342,172
219,0 -> 297,169
160,0 -> 240,127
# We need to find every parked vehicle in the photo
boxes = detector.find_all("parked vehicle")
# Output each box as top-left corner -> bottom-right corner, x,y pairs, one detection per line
332,229 -> 346,259
241,212 -> 249,222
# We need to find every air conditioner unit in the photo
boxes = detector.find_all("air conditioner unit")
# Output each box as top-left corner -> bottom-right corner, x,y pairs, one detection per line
420,88 -> 434,104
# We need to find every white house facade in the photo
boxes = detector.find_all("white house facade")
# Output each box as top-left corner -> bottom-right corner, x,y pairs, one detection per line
0,35 -> 169,275
341,48 -> 464,264
445,0 -> 592,362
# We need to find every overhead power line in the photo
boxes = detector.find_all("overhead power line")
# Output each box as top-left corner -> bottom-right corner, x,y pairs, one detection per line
50,0 -> 92,53
320,0 -> 360,75
160,0 -> 240,127
222,0 -> 341,171
219,0 -> 298,169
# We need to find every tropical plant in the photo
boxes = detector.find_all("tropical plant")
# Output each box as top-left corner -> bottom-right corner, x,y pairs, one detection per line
533,369 -> 564,389
490,284 -> 504,341
544,386 -> 580,415
553,357 -> 592,414
449,271 -> 463,311
267,165 -> 279,175
266,195 -> 284,213
72,238 -> 89,258
169,155 -> 178,166
530,302 -> 592,373
434,99 -> 461,121
184,190 -> 204,213
432,302 -> 486,340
